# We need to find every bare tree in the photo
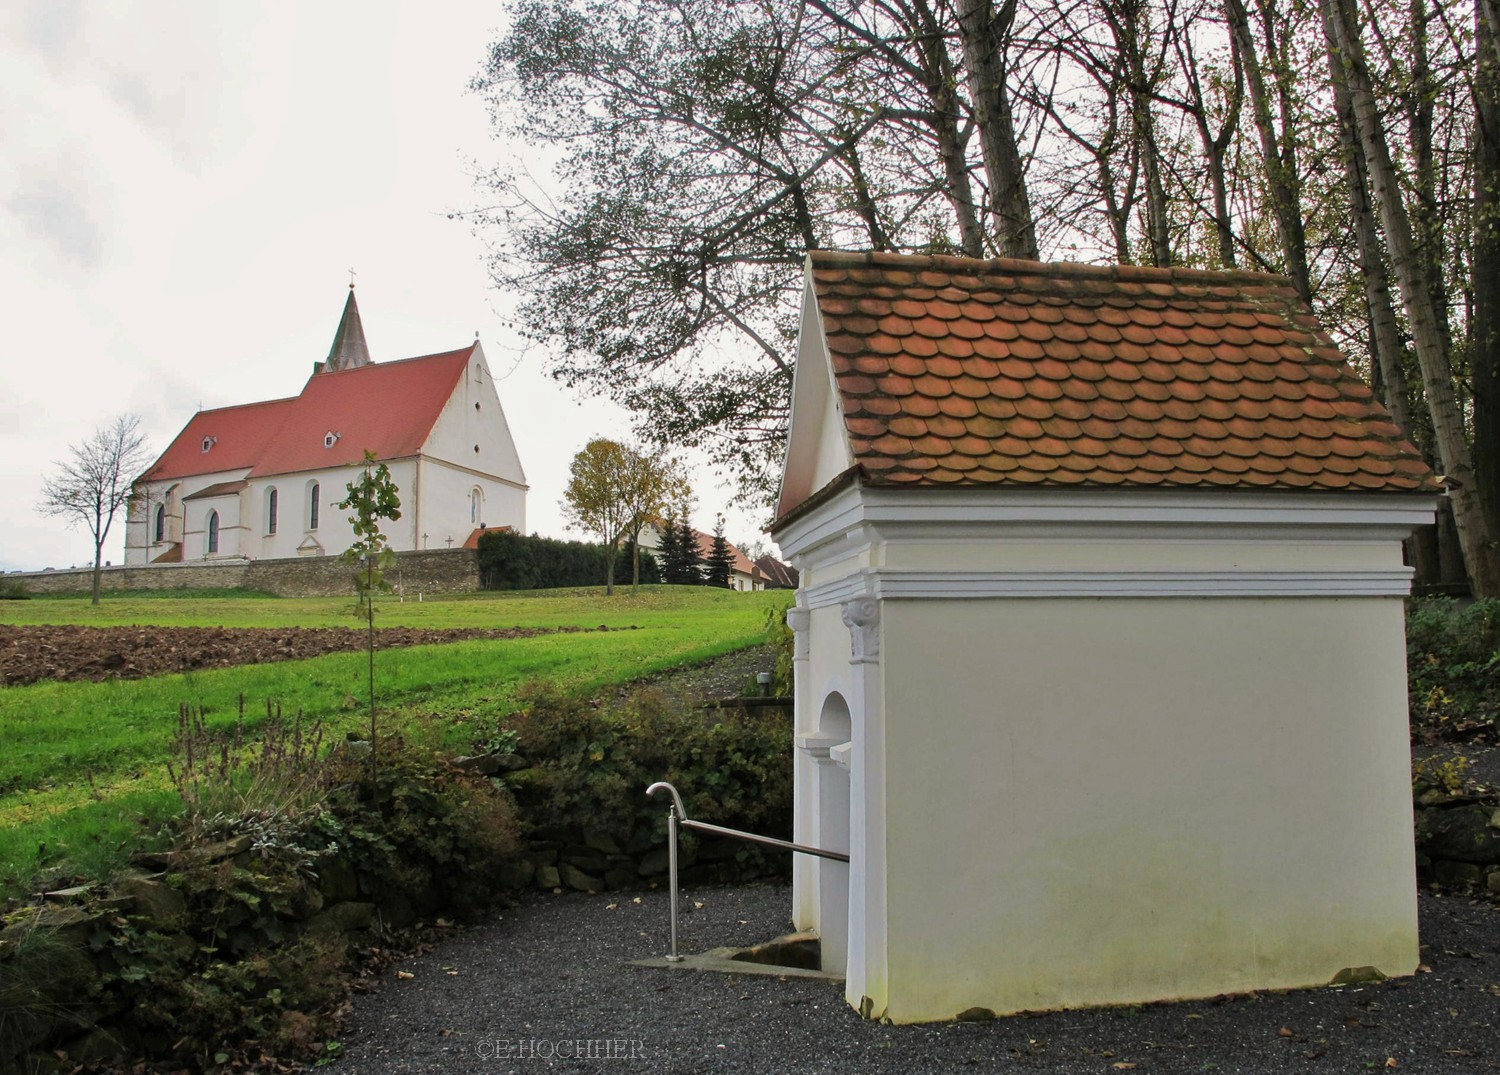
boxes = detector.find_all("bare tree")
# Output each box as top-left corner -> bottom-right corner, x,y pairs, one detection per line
1321,0 -> 1500,594
38,414 -> 151,606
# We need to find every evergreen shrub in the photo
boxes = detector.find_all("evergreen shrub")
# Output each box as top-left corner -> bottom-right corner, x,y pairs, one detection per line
477,528 -> 657,590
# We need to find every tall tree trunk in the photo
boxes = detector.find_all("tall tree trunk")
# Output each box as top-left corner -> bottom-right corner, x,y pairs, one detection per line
1224,0 -> 1312,302
1326,39 -> 1416,440
1175,28 -> 1241,266
1321,0 -> 1500,595
910,0 -> 987,256
1476,3 -> 1500,536
1107,0 -> 1172,265
955,0 -> 1040,259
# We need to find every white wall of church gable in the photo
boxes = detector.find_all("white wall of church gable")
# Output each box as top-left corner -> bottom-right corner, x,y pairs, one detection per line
421,344 -> 527,493
412,459 -> 526,551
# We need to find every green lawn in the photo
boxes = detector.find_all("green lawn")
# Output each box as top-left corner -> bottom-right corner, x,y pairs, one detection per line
0,586 -> 790,897
0,584 -> 772,630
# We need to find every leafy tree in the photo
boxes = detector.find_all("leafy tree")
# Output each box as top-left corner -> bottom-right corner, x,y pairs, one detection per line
475,0 -> 1500,593
562,439 -> 638,595
338,450 -> 402,780
704,516 -> 736,588
38,413 -> 151,607
617,452 -> 689,590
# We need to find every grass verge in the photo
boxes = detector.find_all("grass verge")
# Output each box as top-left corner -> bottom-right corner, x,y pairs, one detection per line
0,588 -> 789,897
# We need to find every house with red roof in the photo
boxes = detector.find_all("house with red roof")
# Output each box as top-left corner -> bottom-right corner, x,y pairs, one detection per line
771,251 -> 1437,1022
124,289 -> 527,565
635,521 -> 763,591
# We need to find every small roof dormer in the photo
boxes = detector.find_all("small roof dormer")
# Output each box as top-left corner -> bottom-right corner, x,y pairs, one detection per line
322,285 -> 371,373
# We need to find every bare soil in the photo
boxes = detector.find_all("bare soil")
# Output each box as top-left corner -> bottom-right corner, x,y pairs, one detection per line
0,624 -> 625,687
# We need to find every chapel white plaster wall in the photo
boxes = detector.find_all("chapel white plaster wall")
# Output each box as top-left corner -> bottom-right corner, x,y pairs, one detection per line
875,595 -> 1418,1023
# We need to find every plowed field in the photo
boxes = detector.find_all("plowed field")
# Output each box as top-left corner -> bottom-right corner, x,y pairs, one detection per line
0,624 -> 615,686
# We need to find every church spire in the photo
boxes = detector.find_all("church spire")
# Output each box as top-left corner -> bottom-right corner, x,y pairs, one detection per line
323,283 -> 371,372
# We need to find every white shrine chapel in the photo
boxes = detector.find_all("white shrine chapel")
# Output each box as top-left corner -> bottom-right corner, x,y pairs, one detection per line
124,288 -> 527,565
772,250 -> 1437,1023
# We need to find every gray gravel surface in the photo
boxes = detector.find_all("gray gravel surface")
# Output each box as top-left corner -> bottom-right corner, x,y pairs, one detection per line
335,884 -> 1500,1074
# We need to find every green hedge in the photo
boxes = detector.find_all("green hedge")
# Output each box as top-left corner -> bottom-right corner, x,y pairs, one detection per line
476,529 -> 659,590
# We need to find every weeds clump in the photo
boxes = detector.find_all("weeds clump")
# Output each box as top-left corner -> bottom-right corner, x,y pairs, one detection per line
168,697 -> 329,835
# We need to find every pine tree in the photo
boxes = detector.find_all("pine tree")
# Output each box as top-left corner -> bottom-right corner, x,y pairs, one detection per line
705,516 -> 735,588
677,517 -> 703,585
656,519 -> 684,584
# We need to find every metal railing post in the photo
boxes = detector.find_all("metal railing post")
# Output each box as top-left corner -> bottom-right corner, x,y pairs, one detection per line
647,779 -> 847,964
665,804 -> 683,962
648,781 -> 687,962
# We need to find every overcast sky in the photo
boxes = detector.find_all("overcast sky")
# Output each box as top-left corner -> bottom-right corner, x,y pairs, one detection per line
0,1 -> 776,574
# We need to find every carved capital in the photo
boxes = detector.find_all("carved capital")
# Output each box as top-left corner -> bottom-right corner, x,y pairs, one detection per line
841,597 -> 881,664
785,606 -> 812,662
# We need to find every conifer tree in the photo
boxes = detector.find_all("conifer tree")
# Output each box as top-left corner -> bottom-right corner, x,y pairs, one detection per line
705,516 -> 735,588
656,518 -> 686,584
677,517 -> 703,585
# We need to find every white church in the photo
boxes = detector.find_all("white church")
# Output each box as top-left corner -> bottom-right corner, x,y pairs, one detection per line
124,289 -> 527,565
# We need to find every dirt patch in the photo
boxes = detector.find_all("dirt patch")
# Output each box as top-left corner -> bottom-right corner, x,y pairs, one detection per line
0,624 -> 627,686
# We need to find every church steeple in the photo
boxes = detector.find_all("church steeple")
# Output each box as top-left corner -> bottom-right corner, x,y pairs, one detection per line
322,284 -> 371,373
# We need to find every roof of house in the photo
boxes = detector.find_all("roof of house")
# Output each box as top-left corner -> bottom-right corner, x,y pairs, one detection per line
142,345 -> 476,483
181,480 -> 249,501
691,529 -> 756,578
784,251 -> 1434,519
463,525 -> 513,550
754,555 -> 799,589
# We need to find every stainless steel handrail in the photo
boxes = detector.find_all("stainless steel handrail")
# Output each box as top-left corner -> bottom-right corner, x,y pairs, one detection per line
645,780 -> 849,962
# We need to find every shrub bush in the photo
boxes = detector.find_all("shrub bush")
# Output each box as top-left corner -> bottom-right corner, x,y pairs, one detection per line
499,685 -> 793,862
477,528 -> 659,590
24,711 -> 525,1069
0,578 -> 29,600
1407,598 -> 1500,732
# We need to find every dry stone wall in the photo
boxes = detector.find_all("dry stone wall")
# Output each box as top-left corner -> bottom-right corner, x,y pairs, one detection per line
6,549 -> 480,598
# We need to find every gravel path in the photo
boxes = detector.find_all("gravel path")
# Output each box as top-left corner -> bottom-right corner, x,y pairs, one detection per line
336,884 -> 1500,1074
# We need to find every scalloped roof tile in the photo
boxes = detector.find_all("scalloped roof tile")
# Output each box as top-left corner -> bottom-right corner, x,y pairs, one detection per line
795,250 -> 1435,509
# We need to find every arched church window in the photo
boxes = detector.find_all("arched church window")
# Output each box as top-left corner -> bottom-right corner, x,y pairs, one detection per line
308,482 -> 320,530
154,503 -> 165,543
471,487 -> 483,525
207,511 -> 220,555
267,488 -> 279,535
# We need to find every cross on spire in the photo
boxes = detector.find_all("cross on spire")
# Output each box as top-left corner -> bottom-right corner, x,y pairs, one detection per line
347,267 -> 357,289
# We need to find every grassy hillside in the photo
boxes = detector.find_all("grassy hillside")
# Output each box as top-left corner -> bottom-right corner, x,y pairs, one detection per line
0,586 -> 790,896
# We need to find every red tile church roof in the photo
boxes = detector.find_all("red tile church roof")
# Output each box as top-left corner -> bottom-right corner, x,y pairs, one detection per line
798,251 -> 1434,503
142,346 -> 475,483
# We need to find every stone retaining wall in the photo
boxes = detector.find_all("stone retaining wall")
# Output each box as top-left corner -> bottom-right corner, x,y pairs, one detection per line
6,549 -> 479,598
1415,797 -> 1500,894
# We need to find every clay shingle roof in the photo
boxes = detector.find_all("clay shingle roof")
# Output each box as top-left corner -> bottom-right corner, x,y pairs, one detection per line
142,346 -> 475,483
804,250 -> 1434,501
